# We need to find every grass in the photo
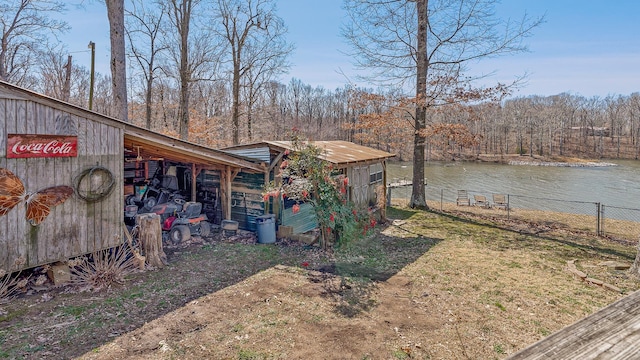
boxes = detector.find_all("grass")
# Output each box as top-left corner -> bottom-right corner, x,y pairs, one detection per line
1,205 -> 639,359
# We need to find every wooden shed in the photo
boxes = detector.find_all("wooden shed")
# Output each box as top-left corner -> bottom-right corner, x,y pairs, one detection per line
0,81 -> 264,273
224,140 -> 395,235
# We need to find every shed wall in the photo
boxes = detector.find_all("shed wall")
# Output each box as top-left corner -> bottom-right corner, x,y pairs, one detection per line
0,96 -> 123,272
231,171 -> 265,231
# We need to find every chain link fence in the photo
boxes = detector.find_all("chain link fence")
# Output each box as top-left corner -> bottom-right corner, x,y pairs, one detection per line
388,185 -> 640,244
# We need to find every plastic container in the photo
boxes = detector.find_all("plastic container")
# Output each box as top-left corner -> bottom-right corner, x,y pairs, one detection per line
134,184 -> 147,201
221,220 -> 239,236
255,214 -> 276,244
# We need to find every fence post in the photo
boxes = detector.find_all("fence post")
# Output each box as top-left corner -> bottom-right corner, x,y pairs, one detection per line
507,194 -> 510,220
598,203 -> 604,237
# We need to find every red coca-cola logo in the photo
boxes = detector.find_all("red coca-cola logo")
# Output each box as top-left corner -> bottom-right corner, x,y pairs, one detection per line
7,134 -> 78,158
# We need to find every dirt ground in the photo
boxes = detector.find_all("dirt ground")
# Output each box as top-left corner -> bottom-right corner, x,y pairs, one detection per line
77,266 -> 434,360
2,206 -> 639,360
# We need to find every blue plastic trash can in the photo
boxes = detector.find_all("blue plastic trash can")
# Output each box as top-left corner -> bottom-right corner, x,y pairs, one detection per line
255,214 -> 276,244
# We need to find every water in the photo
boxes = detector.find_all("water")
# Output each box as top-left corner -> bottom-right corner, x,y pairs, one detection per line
387,160 -> 640,210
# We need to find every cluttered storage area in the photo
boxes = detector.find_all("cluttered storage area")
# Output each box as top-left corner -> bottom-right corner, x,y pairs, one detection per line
122,129 -> 266,244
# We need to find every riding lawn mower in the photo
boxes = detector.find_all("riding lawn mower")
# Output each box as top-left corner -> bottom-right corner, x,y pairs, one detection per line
124,174 -> 210,244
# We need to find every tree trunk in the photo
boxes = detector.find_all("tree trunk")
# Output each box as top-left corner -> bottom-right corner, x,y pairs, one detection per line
137,213 -> 167,268
409,0 -> 428,210
175,0 -> 193,140
145,73 -> 153,130
179,71 -> 190,140
232,61 -> 241,145
106,0 -> 128,122
179,21 -> 190,140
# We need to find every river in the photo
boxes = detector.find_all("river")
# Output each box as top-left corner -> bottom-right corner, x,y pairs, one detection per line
386,159 -> 640,210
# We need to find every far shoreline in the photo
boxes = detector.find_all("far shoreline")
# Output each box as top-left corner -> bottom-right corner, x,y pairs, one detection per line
475,154 -> 618,167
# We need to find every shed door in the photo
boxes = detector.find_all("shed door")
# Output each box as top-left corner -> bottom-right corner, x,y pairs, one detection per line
351,165 -> 369,207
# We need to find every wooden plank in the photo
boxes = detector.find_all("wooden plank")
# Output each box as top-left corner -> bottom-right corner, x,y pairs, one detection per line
114,126 -> 124,248
3,100 -> 18,272
0,98 -> 7,272
55,111 -> 78,135
84,121 -> 100,252
50,109 -> 70,263
509,290 -> 640,359
32,103 -> 47,265
97,122 -> 109,250
105,125 -> 121,249
75,115 -> 89,255
25,100 -> 36,133
14,99 -> 29,269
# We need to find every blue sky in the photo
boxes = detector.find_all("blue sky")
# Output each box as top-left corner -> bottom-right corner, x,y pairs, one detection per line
61,0 -> 640,98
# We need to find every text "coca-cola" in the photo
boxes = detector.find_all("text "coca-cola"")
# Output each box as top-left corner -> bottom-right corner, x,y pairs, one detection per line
7,134 -> 78,159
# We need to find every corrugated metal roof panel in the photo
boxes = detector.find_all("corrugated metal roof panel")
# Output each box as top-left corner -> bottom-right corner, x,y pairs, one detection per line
281,202 -> 318,234
224,147 -> 271,164
264,140 -> 395,165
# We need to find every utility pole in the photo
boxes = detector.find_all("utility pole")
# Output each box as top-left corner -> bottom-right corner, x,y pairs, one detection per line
88,41 -> 95,110
63,55 -> 72,102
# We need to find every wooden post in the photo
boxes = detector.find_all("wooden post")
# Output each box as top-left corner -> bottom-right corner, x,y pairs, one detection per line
191,163 -> 197,202
382,160 -> 388,219
136,213 -> 166,268
222,166 -> 230,220
264,167 -> 270,214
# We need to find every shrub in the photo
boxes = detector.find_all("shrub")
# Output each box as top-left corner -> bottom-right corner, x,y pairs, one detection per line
264,133 -> 376,249
69,244 -> 137,291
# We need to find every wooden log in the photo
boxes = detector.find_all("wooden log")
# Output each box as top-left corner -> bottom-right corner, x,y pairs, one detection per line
569,268 -> 588,279
603,283 -> 622,293
585,277 -> 604,286
136,214 -> 167,268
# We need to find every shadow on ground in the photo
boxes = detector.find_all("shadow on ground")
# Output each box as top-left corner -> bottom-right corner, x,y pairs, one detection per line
0,215 -> 442,359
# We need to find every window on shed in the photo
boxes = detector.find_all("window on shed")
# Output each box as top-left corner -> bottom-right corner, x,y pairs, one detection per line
369,163 -> 383,184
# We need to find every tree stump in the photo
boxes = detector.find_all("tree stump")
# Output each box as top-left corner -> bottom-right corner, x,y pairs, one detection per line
137,213 -> 167,268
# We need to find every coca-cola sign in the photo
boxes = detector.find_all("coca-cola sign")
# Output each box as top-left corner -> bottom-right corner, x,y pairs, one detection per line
7,134 -> 78,159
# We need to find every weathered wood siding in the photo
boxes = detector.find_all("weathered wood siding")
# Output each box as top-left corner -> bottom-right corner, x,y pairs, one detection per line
348,165 -> 370,208
0,92 -> 123,273
348,162 -> 384,209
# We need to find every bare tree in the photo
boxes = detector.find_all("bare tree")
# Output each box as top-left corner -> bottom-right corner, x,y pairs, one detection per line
240,31 -> 292,141
166,0 -> 196,139
0,0 -> 68,85
163,0 -> 223,140
343,0 -> 542,209
214,0 -> 292,145
106,0 -> 128,122
126,0 -> 167,130
35,46 -> 72,100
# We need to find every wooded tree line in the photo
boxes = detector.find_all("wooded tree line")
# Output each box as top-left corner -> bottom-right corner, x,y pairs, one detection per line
3,1 -> 637,161
352,92 -> 640,161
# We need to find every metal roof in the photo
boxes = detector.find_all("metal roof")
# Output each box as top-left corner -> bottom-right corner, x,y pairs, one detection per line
123,129 -> 265,172
225,141 -> 395,165
266,141 -> 395,164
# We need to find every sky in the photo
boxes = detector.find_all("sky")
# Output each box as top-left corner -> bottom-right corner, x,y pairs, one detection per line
60,0 -> 640,99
